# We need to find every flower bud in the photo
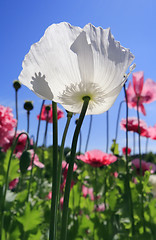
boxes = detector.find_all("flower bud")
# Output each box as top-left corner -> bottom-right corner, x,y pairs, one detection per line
20,150 -> 31,174
13,80 -> 21,91
24,101 -> 34,111
45,105 -> 51,112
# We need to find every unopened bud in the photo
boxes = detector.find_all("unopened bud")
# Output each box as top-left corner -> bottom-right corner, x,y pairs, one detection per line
45,105 -> 51,112
13,80 -> 21,91
24,101 -> 34,111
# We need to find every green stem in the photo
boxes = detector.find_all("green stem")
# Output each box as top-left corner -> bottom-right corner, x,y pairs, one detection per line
0,133 -> 30,240
27,100 -> 45,202
124,85 -> 135,236
13,90 -> 18,142
145,137 -> 148,154
27,111 -> 30,134
49,101 -> 58,240
133,132 -> 135,155
106,111 -> 109,153
57,112 -> 73,206
60,96 -> 90,240
85,115 -> 93,152
136,99 -> 146,234
115,100 -> 125,142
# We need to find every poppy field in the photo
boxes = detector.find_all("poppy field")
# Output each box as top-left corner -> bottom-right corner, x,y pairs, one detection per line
1,22 -> 156,240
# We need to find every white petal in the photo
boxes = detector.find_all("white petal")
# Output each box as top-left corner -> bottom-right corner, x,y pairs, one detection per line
70,31 -> 94,84
83,24 -> 134,91
19,22 -> 82,100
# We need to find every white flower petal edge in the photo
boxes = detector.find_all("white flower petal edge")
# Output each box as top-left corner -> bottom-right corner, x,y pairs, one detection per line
19,22 -> 134,115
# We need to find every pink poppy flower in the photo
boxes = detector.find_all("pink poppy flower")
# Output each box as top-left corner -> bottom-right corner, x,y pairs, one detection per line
132,158 -> 156,175
126,71 -> 156,115
46,191 -> 52,200
120,117 -> 148,136
62,160 -> 77,178
9,178 -> 19,190
2,130 -> 33,154
60,160 -> 77,192
77,150 -> 117,167
60,196 -> 64,209
122,147 -> 131,155
0,105 -> 17,147
113,172 -> 118,178
37,104 -> 64,123
82,185 -> 94,201
147,124 -> 156,140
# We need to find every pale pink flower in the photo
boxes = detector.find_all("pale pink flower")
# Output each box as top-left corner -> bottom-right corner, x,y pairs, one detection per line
147,124 -> 156,140
77,150 -> 117,167
46,191 -> 52,200
113,172 -> 118,178
95,203 -> 105,212
82,185 -> 94,201
132,158 -> 156,175
37,105 -> 64,123
9,178 -> 19,190
60,160 -> 77,192
0,105 -> 17,147
126,71 -> 156,115
120,117 -> 148,136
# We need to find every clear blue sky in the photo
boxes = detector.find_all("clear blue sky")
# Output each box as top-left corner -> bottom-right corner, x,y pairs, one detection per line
1,0 -> 156,154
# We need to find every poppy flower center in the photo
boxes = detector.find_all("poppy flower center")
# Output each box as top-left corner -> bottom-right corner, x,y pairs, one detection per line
58,81 -> 106,112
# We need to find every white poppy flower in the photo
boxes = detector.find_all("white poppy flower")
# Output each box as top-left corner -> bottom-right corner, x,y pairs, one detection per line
19,22 -> 134,115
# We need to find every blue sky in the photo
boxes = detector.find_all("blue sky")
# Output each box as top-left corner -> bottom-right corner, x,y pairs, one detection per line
1,0 -> 156,154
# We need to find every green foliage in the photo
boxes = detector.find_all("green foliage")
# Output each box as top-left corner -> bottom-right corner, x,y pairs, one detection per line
1,147 -> 156,239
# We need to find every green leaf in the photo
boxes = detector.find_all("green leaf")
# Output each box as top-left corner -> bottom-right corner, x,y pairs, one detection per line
17,202 -> 43,232
110,140 -> 119,155
0,149 -> 19,185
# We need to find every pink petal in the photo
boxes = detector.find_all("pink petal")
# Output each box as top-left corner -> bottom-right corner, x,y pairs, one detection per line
132,71 -> 144,95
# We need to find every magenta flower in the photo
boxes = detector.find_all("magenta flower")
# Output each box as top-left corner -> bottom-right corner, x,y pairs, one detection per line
77,150 -> 117,167
120,117 -> 148,136
132,158 -> 156,175
9,178 -> 19,190
0,105 -> 17,148
122,147 -> 131,155
37,104 -> 64,123
126,71 -> 156,115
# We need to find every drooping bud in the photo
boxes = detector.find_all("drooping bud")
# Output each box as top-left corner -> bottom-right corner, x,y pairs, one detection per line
24,101 -> 34,111
20,150 -> 31,174
13,80 -> 21,91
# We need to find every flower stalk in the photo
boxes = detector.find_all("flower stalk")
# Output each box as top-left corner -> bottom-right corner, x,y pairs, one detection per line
49,101 -> 58,240
27,100 -> 45,202
60,96 -> 90,240
85,115 -> 93,152
124,84 -> 135,236
136,98 -> 146,234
